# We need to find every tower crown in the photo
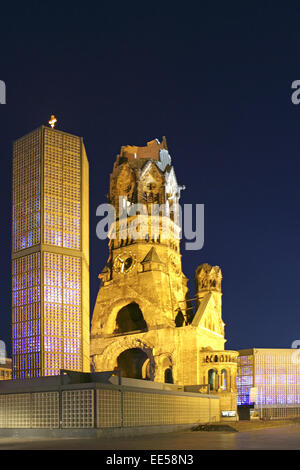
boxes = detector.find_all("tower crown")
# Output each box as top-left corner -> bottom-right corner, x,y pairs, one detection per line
109,137 -> 184,221
118,136 -> 168,162
195,263 -> 222,294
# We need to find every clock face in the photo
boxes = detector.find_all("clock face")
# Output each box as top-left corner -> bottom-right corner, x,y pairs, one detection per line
113,251 -> 136,274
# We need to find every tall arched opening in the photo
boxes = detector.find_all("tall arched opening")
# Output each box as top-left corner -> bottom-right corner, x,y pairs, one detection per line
221,369 -> 227,390
175,311 -> 185,327
115,302 -> 147,334
208,368 -> 218,391
117,348 -> 151,380
164,368 -> 174,384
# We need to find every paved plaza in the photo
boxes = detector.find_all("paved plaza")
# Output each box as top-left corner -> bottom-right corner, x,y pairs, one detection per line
0,423 -> 299,450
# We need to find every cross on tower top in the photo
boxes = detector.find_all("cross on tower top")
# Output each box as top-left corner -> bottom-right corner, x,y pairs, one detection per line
48,115 -> 57,128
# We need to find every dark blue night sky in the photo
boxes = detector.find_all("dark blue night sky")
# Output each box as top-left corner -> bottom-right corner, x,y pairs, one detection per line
1,3 -> 300,356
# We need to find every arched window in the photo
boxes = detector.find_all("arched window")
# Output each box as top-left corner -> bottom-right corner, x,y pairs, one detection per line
164,368 -> 174,384
175,311 -> 185,327
117,348 -> 150,380
115,302 -> 147,334
208,369 -> 217,391
221,369 -> 227,391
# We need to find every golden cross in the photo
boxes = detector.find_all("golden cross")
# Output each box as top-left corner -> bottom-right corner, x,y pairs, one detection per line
48,115 -> 57,128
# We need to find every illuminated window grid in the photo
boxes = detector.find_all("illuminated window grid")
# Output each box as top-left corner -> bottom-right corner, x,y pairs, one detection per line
6,394 -> 31,428
63,255 -> 82,370
0,396 -> 5,427
62,390 -> 94,428
236,355 -> 253,405
43,252 -> 82,375
237,350 -> 300,407
13,353 -> 41,379
122,392 -> 212,427
12,129 -> 41,252
0,392 -> 59,428
259,405 -> 300,420
12,253 -> 41,378
0,388 -> 222,430
254,351 -> 300,406
43,129 -> 81,250
97,389 -> 122,428
31,392 -> 59,428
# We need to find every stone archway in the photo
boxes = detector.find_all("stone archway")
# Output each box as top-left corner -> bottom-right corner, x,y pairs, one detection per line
117,348 -> 150,379
98,337 -> 156,380
97,297 -> 150,335
115,302 -> 147,334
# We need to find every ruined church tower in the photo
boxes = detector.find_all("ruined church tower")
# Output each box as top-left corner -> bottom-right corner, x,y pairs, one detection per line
91,138 -> 237,396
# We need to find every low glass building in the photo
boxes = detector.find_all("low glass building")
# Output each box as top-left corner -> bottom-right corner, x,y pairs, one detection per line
237,348 -> 300,419
0,371 -> 221,434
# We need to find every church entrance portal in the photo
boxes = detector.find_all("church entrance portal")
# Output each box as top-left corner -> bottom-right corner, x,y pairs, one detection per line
117,348 -> 151,380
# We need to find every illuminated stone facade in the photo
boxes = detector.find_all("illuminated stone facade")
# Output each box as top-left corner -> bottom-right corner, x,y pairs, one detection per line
91,138 -> 237,411
12,126 -> 90,378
